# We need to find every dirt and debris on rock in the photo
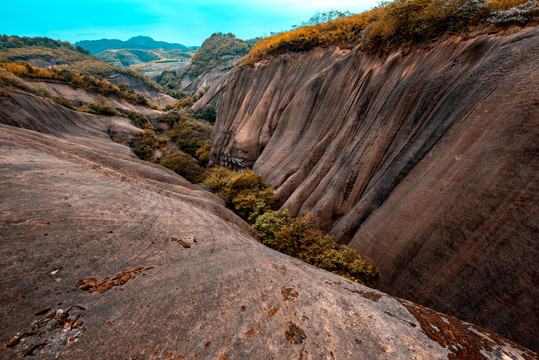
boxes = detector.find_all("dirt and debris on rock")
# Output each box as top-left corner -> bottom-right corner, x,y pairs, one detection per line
77,267 -> 150,293
281,287 -> 299,302
285,322 -> 307,344
5,306 -> 86,358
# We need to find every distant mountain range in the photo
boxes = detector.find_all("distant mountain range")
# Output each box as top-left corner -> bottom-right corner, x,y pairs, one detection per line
75,36 -> 198,55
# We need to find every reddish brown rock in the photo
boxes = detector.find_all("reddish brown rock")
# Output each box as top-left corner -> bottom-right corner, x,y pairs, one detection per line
0,87 -> 534,358
106,73 -> 176,107
179,56 -> 242,95
31,80 -> 164,121
197,28 -> 539,350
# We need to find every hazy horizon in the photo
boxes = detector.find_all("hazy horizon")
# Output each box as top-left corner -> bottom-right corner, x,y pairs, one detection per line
2,0 -> 381,46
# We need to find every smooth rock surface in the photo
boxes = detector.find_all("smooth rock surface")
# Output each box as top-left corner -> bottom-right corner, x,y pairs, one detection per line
106,73 -> 176,107
32,80 -> 164,120
0,88 -> 535,359
180,56 -> 242,95
196,28 -> 539,351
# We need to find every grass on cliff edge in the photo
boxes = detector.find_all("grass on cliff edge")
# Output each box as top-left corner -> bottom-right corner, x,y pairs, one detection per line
239,0 -> 538,64
0,60 -> 153,107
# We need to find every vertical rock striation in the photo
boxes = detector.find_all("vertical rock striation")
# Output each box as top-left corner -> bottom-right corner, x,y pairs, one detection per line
197,28 -> 539,350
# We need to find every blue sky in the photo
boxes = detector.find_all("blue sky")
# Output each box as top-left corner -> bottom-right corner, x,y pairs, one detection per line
2,0 -> 381,46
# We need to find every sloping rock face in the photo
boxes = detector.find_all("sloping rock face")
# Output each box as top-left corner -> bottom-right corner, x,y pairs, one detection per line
31,80 -> 164,120
106,73 -> 176,107
180,56 -> 242,95
196,28 -> 539,351
1,90 -> 535,359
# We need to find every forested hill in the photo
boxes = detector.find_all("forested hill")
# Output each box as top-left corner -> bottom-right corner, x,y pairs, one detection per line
188,33 -> 253,77
76,36 -> 198,55
0,34 -> 89,55
155,33 -> 255,95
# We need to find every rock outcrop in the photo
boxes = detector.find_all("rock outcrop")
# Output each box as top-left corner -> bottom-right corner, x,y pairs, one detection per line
31,80 -> 164,120
180,56 -> 241,95
1,88 -> 536,358
195,27 -> 539,351
106,73 -> 176,107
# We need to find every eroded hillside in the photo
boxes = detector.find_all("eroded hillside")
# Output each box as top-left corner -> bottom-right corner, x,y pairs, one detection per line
0,35 -> 177,107
0,84 -> 536,358
195,27 -> 539,351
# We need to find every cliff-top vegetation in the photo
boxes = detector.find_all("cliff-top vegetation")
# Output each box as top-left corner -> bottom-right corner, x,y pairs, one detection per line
0,60 -> 152,107
239,0 -> 539,64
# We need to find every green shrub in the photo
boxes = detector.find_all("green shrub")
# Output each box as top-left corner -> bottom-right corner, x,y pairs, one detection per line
202,166 -> 276,224
131,143 -> 154,162
154,71 -> 191,99
167,117 -> 213,157
269,214 -> 325,260
200,166 -> 236,189
172,87 -> 207,110
160,153 -> 202,183
269,214 -> 377,285
126,125 -> 205,183
232,187 -> 276,224
316,245 -> 377,285
128,111 -> 151,128
195,140 -> 212,166
78,103 -> 122,117
51,96 -> 75,109
253,209 -> 291,246
198,105 -> 217,124
173,95 -> 195,109
158,107 -> 190,125
130,128 -> 161,162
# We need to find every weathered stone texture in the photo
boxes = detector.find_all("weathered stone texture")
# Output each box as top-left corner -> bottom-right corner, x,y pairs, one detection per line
1,88 -> 535,358
198,28 -> 539,350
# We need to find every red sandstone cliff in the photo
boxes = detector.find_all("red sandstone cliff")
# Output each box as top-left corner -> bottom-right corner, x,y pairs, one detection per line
3,89 -> 535,358
195,27 -> 539,351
